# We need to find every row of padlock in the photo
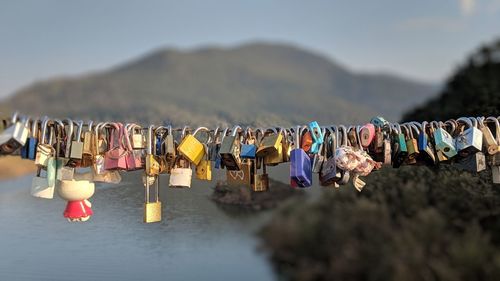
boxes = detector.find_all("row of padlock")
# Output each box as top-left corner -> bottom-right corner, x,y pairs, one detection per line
0,113 -> 499,223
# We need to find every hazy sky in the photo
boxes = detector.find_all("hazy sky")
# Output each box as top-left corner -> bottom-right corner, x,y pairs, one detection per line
1,0 -> 499,98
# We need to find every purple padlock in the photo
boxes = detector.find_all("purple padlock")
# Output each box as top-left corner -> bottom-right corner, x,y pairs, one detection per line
290,126 -> 312,188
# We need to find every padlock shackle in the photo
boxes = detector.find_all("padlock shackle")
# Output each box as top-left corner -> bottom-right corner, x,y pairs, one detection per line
72,120 -> 84,140
30,118 -> 39,138
457,117 -> 473,128
147,125 -> 155,155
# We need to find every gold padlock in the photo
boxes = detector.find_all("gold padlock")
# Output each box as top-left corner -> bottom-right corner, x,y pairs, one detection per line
144,175 -> 161,223
177,127 -> 209,165
256,129 -> 283,157
195,144 -> 212,180
146,125 -> 160,176
253,158 -> 269,192
226,159 -> 253,186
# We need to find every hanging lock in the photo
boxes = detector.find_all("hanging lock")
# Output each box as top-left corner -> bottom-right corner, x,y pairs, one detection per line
290,125 -> 312,188
177,126 -> 208,166
308,121 -> 323,154
264,128 -> 286,166
455,117 -> 483,156
320,127 -> 342,186
144,175 -> 162,223
145,125 -> 160,176
220,126 -> 243,170
69,120 -> 84,162
432,121 -> 457,158
0,113 -> 30,155
253,157 -> 269,192
195,144 -> 212,181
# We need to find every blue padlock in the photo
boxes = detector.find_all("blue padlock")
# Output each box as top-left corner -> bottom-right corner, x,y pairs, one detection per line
290,126 -> 312,188
27,118 -> 39,160
308,121 -> 324,154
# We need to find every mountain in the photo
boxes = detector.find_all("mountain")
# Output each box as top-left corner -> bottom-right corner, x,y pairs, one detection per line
0,42 -> 437,126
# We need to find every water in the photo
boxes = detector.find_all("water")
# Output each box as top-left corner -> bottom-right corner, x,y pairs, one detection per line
0,171 -> 277,281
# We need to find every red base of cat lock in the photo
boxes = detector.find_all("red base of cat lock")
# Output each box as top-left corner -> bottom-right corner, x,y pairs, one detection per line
63,200 -> 93,221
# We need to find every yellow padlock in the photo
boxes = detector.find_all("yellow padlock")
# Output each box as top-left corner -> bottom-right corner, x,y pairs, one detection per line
196,160 -> 212,180
177,127 -> 210,165
256,129 -> 283,157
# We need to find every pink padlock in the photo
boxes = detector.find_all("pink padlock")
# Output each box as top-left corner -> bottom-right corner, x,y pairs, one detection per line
359,123 -> 375,148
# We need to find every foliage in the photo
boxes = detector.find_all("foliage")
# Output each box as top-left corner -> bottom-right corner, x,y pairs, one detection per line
404,39 -> 500,122
259,167 -> 500,281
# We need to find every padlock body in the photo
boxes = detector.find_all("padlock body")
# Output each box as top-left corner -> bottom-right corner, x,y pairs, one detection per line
455,127 -> 483,155
290,149 -> 312,187
253,174 -> 269,192
177,135 -> 204,165
226,161 -> 252,186
256,134 -> 282,156
434,128 -> 457,158
144,202 -> 162,223
195,160 -> 212,180
220,136 -> 242,170
240,144 -> 256,159
169,167 -> 192,188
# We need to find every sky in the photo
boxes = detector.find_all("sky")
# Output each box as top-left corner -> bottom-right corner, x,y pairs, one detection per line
0,0 -> 499,98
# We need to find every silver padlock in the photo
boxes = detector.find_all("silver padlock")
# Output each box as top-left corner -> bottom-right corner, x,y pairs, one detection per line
0,113 -> 30,155
455,117 -> 483,155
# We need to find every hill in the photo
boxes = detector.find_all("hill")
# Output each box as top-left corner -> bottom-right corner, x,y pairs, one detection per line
0,42 -> 436,126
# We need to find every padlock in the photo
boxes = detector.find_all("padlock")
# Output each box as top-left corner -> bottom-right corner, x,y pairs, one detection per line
82,121 -> 94,155
256,127 -> 283,157
479,117 -> 499,155
145,125 -> 160,176
144,174 -> 162,223
220,126 -> 243,170
282,129 -> 292,163
335,125 -> 350,185
169,156 -> 192,188
195,144 -> 212,180
177,126 -> 210,165
454,117 -> 483,155
308,121 -> 324,154
492,165 -> 500,184
80,121 -> 94,167
54,119 -> 75,181
240,127 -> 257,159
301,130 -> 313,153
226,158 -> 253,186
104,123 -> 128,171
320,127 -> 343,186
454,151 -> 487,172
35,118 -> 55,167
31,157 -> 58,199
264,128 -> 286,166
311,131 -> 326,173
93,122 -> 107,175
370,116 -> 389,128
124,124 -> 142,171
69,120 -> 84,161
359,123 -> 375,148
129,124 -> 145,149
432,121 -> 457,158
392,123 -> 408,168
165,125 -> 176,164
413,122 -> 436,165
253,157 -> 269,192
371,127 -> 384,154
0,113 -> 30,155
290,125 -> 312,187
26,118 -> 40,160
402,124 -> 418,164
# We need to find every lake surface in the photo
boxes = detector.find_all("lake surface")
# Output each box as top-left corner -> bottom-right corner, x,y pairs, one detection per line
0,170 -> 278,281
